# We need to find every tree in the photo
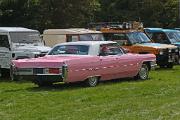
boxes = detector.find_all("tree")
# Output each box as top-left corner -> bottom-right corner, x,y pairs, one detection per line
38,0 -> 100,29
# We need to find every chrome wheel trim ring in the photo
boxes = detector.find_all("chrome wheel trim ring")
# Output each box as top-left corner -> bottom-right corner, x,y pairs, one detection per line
139,66 -> 148,79
88,77 -> 98,86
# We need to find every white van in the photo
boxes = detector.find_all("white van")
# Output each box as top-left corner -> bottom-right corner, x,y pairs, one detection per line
0,27 -> 51,77
43,28 -> 104,47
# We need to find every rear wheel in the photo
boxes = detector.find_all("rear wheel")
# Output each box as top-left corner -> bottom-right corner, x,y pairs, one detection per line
34,78 -> 53,87
10,67 -> 19,81
85,76 -> 99,87
167,63 -> 173,68
136,64 -> 149,80
11,75 -> 20,81
0,69 -> 2,78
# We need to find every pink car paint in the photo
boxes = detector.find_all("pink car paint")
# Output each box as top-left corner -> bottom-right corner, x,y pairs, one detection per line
12,53 -> 155,82
11,41 -> 156,86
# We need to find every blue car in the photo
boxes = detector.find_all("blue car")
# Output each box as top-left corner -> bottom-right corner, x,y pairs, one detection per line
144,28 -> 180,64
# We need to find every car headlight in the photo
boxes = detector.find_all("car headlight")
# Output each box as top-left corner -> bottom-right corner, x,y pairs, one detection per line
168,49 -> 172,53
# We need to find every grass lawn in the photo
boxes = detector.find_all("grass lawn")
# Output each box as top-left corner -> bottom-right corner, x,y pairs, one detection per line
0,66 -> 180,120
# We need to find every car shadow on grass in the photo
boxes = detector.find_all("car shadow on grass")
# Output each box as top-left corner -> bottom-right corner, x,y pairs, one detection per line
155,65 -> 179,71
26,77 -> 149,92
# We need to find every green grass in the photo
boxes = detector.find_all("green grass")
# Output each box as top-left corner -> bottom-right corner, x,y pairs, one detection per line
0,66 -> 180,120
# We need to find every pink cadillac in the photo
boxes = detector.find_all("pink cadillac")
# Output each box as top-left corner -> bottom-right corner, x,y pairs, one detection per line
11,41 -> 156,87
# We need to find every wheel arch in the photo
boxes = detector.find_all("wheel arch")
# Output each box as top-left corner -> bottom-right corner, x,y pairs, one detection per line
142,61 -> 151,70
84,75 -> 101,81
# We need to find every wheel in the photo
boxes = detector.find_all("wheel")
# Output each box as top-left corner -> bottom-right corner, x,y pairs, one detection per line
178,57 -> 180,65
159,65 -> 166,68
1,69 -> 10,78
0,69 -> 2,78
167,63 -> 173,68
10,67 -> 19,81
85,76 -> 99,87
34,79 -> 53,87
136,64 -> 149,80
11,74 -> 20,81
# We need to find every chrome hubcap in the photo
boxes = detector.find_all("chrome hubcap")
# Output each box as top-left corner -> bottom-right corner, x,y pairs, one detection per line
139,67 -> 148,79
89,77 -> 97,86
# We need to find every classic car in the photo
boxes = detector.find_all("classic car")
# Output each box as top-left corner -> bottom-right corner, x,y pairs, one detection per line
11,41 -> 156,87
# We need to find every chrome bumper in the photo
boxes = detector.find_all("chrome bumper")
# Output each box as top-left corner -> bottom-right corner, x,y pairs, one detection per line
150,61 -> 157,70
11,64 -> 68,82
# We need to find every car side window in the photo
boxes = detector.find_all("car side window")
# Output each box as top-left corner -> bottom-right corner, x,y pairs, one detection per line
104,33 -> 129,45
0,35 -> 10,49
66,35 -> 79,42
99,44 -> 123,56
152,33 -> 169,44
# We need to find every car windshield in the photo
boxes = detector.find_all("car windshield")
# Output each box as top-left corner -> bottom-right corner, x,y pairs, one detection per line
79,34 -> 105,41
48,45 -> 89,55
10,32 -> 42,44
127,32 -> 151,44
166,32 -> 180,43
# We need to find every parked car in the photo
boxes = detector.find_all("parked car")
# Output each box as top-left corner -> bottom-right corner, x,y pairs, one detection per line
144,28 -> 180,64
0,27 -> 51,77
89,22 -> 178,68
11,41 -> 156,87
43,28 -> 105,47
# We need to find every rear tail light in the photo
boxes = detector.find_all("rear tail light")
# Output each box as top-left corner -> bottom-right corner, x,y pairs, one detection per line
48,68 -> 61,74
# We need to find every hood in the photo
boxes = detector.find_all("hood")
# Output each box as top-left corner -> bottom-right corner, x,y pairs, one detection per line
136,43 -> 177,49
13,44 -> 51,53
12,55 -> 92,68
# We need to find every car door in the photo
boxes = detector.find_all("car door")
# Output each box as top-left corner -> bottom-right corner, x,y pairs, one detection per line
99,55 -> 119,80
0,34 -> 11,69
99,44 -> 125,80
116,53 -> 140,78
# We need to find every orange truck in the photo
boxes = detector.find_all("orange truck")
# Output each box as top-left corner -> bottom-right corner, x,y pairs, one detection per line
89,22 -> 178,68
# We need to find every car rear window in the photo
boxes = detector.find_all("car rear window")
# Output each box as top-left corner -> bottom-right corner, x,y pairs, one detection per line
48,45 -> 89,55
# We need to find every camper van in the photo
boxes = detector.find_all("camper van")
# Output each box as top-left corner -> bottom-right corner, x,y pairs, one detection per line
43,28 -> 105,47
0,27 -> 51,77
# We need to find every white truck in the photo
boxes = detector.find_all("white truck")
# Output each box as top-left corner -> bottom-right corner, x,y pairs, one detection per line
43,28 -> 105,47
0,27 -> 51,77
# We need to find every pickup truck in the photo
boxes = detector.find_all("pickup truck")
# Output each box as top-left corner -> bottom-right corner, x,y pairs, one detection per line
0,27 -> 51,77
145,28 -> 180,64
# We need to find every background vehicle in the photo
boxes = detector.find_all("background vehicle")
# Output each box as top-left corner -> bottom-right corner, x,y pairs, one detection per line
89,22 -> 178,68
145,28 -> 180,64
11,41 -> 156,87
0,27 -> 51,77
43,28 -> 105,47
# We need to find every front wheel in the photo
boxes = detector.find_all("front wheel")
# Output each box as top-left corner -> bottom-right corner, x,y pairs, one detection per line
177,57 -> 180,65
85,76 -> 99,87
135,64 -> 149,80
34,80 -> 53,87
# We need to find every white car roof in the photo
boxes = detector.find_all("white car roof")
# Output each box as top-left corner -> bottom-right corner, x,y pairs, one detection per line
0,27 -> 39,32
55,41 -> 117,47
43,28 -> 102,35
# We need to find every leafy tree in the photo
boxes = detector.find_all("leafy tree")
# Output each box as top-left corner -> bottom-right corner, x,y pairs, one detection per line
38,0 -> 100,30
0,0 -> 180,30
